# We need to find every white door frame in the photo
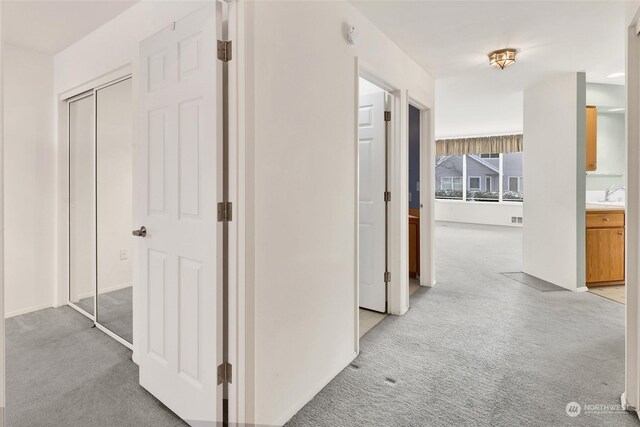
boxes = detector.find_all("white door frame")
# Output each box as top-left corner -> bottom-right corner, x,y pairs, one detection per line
0,3 -> 5,422
624,10 -> 640,414
408,96 -> 436,289
357,64 -> 407,320
225,0 -> 246,424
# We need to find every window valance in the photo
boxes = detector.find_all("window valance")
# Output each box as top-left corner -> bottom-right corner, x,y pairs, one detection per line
435,134 -> 523,156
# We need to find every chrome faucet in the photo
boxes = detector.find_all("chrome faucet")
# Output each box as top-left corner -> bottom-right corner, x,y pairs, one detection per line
605,185 -> 625,202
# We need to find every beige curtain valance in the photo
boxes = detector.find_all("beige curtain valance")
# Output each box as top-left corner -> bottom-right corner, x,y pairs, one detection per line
436,134 -> 523,156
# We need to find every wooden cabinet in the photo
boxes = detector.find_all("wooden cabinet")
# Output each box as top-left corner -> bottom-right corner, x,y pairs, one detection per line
586,209 -> 624,285
409,209 -> 420,278
586,105 -> 597,171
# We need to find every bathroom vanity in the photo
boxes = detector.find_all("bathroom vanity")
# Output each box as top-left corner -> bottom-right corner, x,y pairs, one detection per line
586,204 -> 625,286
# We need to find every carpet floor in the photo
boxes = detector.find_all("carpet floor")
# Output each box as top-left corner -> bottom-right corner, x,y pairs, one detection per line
6,306 -> 185,426
287,222 -> 638,426
78,287 -> 133,343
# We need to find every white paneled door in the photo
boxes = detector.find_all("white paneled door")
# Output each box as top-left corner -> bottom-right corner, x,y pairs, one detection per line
136,4 -> 222,425
359,92 -> 387,313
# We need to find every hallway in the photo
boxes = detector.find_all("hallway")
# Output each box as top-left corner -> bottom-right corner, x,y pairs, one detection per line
288,222 -> 636,426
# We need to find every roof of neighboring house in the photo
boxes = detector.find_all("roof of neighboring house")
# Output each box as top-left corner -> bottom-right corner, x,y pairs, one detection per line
467,155 -> 499,174
436,154 -> 500,174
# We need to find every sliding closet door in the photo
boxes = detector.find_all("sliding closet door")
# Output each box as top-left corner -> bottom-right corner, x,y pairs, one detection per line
69,94 -> 96,316
96,78 -> 133,343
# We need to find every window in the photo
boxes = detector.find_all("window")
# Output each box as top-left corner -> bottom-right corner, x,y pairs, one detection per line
435,155 -> 463,200
435,152 -> 523,203
508,176 -> 523,192
441,177 -> 462,191
468,176 -> 481,191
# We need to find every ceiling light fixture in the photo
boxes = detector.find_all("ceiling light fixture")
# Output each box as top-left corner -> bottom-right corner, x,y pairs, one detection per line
489,48 -> 517,70
608,108 -> 625,112
607,72 -> 625,79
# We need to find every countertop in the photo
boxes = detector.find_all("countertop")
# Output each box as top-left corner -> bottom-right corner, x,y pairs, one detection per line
586,203 -> 625,212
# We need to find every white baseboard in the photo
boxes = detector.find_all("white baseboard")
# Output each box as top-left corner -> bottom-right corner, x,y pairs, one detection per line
274,351 -> 358,426
73,282 -> 133,300
100,282 -> 133,294
620,392 -> 638,413
576,286 -> 589,293
5,302 -> 55,319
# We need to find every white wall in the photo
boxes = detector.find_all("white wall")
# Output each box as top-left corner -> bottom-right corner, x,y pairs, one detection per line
435,77 -> 523,139
435,201 -> 523,227
522,72 -> 586,291
245,1 -> 434,425
3,44 -> 56,317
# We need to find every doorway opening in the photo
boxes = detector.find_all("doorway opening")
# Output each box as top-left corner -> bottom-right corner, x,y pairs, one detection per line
358,76 -> 391,337
408,104 -> 422,298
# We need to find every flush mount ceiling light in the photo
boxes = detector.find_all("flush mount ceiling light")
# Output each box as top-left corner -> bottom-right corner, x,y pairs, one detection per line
489,48 -> 517,70
607,72 -> 625,79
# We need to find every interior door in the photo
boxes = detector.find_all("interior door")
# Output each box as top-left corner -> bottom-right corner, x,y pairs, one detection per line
135,4 -> 222,424
359,92 -> 387,312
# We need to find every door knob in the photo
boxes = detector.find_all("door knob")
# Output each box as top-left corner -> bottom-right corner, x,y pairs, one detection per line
132,226 -> 147,237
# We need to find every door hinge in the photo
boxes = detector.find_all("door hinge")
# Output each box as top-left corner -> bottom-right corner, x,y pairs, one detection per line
384,191 -> 391,202
217,40 -> 232,62
384,271 -> 391,283
217,362 -> 232,385
384,111 -> 391,121
217,202 -> 232,222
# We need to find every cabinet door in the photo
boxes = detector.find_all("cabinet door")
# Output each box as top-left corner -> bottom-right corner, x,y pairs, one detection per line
586,227 -> 624,283
409,220 -> 418,277
586,106 -> 597,171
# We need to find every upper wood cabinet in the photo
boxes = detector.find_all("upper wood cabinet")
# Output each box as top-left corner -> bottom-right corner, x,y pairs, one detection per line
586,105 -> 597,171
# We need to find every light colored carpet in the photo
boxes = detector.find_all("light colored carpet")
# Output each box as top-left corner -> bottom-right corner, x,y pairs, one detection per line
287,222 -> 637,426
77,287 -> 133,343
6,306 -> 185,426
359,278 -> 421,338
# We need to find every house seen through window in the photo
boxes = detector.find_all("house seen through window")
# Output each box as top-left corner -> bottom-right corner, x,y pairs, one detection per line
435,152 -> 523,202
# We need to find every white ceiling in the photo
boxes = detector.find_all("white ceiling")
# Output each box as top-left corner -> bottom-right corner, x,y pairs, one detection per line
351,1 -> 635,138
3,1 -> 138,54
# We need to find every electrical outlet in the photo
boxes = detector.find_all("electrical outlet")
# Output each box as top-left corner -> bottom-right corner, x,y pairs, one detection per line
120,250 -> 129,260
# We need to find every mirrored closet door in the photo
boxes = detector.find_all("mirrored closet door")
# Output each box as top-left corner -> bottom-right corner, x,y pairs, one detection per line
68,77 -> 133,347
69,93 -> 96,316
